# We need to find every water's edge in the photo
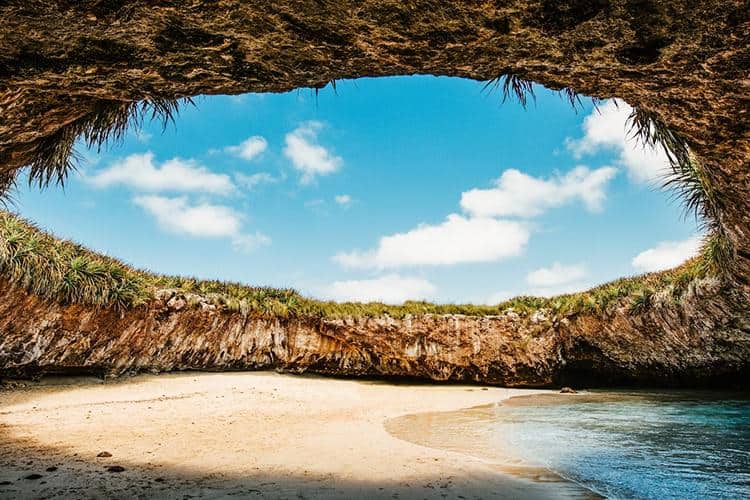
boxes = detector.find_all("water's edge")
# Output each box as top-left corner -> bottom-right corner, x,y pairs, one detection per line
384,391 -> 750,499
384,395 -> 605,499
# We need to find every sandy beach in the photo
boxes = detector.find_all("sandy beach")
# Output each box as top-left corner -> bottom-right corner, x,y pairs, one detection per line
0,372 -> 595,499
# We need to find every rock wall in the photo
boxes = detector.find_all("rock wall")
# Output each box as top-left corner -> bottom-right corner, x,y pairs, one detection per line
2,277 -> 748,387
1,1 -> 749,282
0,1 -> 748,387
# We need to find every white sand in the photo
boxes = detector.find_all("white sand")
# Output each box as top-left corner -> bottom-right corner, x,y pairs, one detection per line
0,372 -> 595,499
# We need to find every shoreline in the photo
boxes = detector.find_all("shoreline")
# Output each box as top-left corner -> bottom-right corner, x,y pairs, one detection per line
384,396 -> 600,498
0,371 -> 597,499
386,388 -> 750,500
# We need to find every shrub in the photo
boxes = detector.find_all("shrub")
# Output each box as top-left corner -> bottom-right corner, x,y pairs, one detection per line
0,211 -> 719,319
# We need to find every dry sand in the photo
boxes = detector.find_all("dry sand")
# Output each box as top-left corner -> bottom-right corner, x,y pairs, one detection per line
0,372 -> 596,499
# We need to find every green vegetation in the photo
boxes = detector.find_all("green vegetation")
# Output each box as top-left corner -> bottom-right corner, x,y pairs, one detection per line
0,211 -> 720,319
483,72 -> 603,112
0,79 -> 729,319
484,73 -> 537,108
0,211 -> 150,309
623,105 -> 733,279
0,97 -> 192,202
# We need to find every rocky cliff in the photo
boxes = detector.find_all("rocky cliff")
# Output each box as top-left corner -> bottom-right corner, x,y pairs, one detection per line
2,1 -> 749,283
2,275 -> 748,387
0,1 -> 749,387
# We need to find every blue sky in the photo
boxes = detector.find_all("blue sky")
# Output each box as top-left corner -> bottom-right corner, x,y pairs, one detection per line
14,76 -> 700,303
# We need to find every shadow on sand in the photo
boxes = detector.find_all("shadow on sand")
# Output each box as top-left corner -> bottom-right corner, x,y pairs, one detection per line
0,374 -> 599,499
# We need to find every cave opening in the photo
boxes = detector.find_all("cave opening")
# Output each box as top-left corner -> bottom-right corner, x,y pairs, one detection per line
4,75 -> 701,306
0,0 -> 747,393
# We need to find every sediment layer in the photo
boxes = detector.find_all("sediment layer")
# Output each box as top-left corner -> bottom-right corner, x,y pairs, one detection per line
2,276 -> 748,387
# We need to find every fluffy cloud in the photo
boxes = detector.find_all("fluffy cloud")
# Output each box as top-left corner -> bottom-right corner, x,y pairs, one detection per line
526,262 -> 588,288
631,236 -> 702,272
567,100 -> 671,183
334,194 -> 352,206
334,214 -> 529,269
87,153 -> 234,195
133,195 -> 269,252
460,166 -> 617,218
321,274 -> 436,304
283,122 -> 343,183
225,136 -> 268,161
133,195 -> 240,237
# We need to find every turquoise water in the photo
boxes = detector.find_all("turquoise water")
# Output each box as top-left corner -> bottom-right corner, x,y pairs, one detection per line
490,391 -> 750,499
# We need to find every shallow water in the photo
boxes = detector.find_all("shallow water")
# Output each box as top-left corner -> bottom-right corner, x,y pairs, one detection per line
386,390 -> 750,499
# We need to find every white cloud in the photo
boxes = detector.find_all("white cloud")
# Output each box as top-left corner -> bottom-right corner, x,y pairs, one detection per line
283,122 -> 343,183
521,262 -> 591,297
461,166 -> 617,218
528,282 -> 593,298
231,232 -> 272,253
566,100 -> 671,183
225,136 -> 268,161
321,274 -> 436,304
334,194 -> 352,206
133,195 -> 270,253
133,195 -> 240,237
334,214 -> 529,269
526,262 -> 588,288
87,153 -> 234,195
484,290 -> 514,305
631,236 -> 702,272
526,262 -> 587,287
234,172 -> 278,190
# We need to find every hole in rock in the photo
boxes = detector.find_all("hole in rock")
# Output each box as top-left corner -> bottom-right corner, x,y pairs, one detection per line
9,76 -> 700,307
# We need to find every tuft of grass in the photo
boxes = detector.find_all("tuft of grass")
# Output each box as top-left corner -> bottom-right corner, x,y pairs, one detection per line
626,107 -> 723,240
699,233 -> 732,276
558,87 -> 603,113
0,217 -> 724,319
628,288 -> 654,316
484,75 -> 605,117
14,97 -> 193,198
0,212 -> 150,309
627,108 -> 691,170
0,172 -> 17,207
660,154 -> 732,276
626,106 -> 731,277
483,73 -> 536,108
663,157 -> 721,230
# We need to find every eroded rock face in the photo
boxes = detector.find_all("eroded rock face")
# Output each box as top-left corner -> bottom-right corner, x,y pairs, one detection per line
0,2 -> 748,386
1,277 -> 747,387
1,1 -> 748,282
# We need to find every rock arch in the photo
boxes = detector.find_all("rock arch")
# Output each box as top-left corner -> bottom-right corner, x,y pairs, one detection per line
1,0 -> 748,280
0,1 -> 748,385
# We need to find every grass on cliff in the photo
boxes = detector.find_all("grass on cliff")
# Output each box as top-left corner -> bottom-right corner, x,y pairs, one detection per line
0,79 -> 730,317
0,210 -> 720,318
0,98 -> 192,203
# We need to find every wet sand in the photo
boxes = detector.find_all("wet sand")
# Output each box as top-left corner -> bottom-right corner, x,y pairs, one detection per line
0,372 -> 596,499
